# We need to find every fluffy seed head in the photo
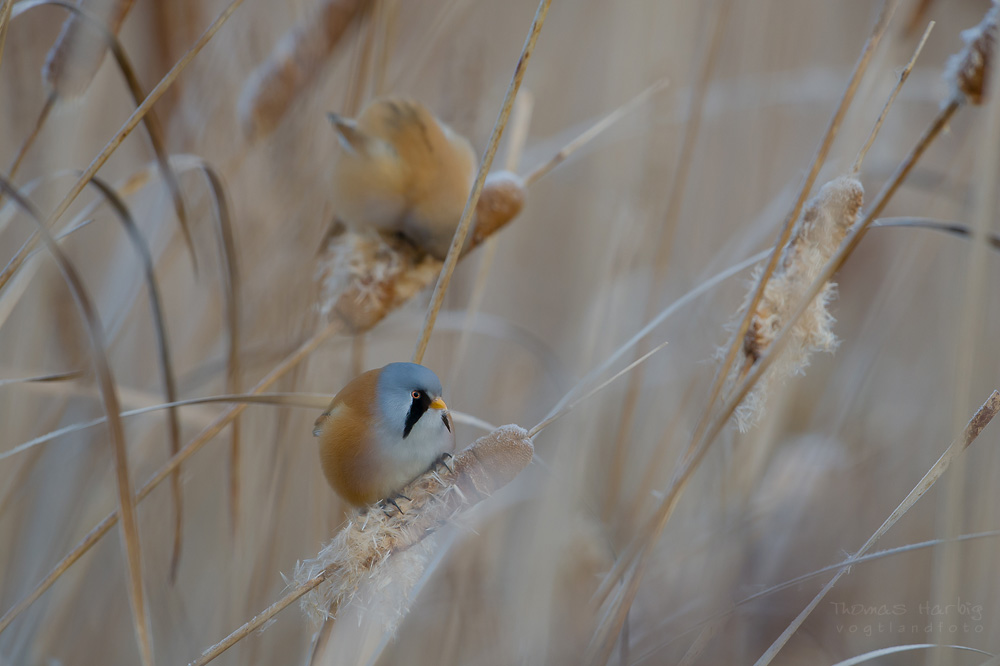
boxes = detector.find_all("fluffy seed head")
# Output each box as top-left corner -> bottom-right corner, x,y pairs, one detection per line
732,176 -> 864,431
945,1 -> 1000,105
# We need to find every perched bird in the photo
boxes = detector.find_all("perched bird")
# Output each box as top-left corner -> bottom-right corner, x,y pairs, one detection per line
328,98 -> 477,260
312,362 -> 456,506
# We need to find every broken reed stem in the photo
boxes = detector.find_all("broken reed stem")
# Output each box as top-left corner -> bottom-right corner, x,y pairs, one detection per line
0,321 -> 342,636
410,0 -> 552,365
0,179 -> 153,666
687,0 -> 898,467
604,0 -> 729,521
0,0 -> 246,296
237,0 -> 366,138
521,78 -> 668,188
852,20 -> 934,174
755,391 -> 1000,665
191,426 -> 535,666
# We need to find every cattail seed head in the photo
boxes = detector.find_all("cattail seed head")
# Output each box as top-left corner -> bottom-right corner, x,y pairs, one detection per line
732,176 -> 864,431
294,425 -> 533,631
315,171 -> 527,332
945,1 -> 1000,105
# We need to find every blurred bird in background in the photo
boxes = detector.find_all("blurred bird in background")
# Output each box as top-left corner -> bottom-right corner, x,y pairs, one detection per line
328,98 -> 477,259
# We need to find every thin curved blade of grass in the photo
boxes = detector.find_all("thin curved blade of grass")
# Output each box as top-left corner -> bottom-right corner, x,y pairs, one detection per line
831,645 -> 994,666
1,168 -> 147,333
755,391 -> 1000,664
0,392 -> 334,463
0,320 -> 341,637
0,176 -> 153,665
0,0 -> 246,298
874,216 -> 1000,250
0,369 -> 81,386
542,249 -> 771,426
84,175 -> 186,589
13,0 -> 196,272
635,529 -> 1000,661
521,78 -> 668,187
197,164 -> 242,543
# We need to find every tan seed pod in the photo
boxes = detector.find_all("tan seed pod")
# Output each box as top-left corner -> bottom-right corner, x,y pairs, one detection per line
237,0 -> 366,139
315,170 -> 526,332
945,1 -> 999,105
42,0 -> 136,98
294,424 -> 534,630
733,176 -> 864,430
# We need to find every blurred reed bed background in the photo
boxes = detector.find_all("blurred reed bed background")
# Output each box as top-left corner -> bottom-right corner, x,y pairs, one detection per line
1,0 -> 1000,664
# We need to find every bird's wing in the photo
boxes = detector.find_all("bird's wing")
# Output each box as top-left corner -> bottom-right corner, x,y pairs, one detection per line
313,400 -> 343,437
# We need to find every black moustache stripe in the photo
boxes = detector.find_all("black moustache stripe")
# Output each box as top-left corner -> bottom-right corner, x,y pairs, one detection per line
402,392 -> 432,438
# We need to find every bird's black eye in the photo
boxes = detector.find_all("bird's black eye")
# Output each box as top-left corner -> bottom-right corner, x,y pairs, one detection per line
411,390 -> 421,400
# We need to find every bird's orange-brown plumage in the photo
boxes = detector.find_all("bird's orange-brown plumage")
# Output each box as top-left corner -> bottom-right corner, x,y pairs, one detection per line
314,368 -> 384,506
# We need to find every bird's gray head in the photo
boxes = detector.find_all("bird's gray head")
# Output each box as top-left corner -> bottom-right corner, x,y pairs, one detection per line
376,362 -> 448,438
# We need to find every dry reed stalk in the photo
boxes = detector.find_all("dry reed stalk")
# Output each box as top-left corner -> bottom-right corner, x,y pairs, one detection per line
370,0 -> 395,96
0,178 -> 154,665
446,90 -> 533,388
604,0 -> 729,520
0,320 -> 342,636
852,21 -> 934,174
521,78 -> 668,188
237,0 -> 367,139
6,1 -> 195,271
410,0 -> 552,365
592,94 -> 962,666
200,165 -> 244,556
42,0 -> 135,97
755,391 -> 1000,664
931,0 -> 1000,647
84,176 -> 186,587
0,0 -> 247,296
341,1 -> 377,117
0,0 -> 12,70
592,4 -> 942,653
191,425 -> 535,666
636,528 -> 1000,660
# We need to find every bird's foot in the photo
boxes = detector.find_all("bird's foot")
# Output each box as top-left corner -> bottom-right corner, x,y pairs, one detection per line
381,492 -> 411,517
433,452 -> 454,474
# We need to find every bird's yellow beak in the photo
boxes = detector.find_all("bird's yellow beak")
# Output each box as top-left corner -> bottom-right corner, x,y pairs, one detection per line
430,397 -> 448,411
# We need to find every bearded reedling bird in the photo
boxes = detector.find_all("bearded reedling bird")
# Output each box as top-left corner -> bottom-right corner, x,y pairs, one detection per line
313,362 -> 456,507
327,98 -> 477,260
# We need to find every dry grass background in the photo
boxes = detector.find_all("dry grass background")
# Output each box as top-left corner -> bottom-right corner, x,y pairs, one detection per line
1,0 -> 1000,664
